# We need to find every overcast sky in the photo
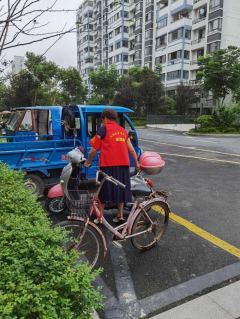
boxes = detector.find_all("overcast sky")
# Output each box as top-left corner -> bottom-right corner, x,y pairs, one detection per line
4,0 -> 83,69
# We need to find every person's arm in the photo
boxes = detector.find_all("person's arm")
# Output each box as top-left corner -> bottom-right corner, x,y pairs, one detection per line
84,135 -> 101,168
127,138 -> 141,169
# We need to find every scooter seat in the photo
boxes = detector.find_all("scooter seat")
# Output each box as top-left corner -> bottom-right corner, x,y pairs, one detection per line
130,185 -> 151,197
130,168 -> 138,177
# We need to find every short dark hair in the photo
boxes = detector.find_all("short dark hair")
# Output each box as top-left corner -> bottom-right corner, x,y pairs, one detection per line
101,108 -> 118,121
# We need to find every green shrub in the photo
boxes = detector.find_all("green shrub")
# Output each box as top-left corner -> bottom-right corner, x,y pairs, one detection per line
212,105 -> 238,129
197,127 -> 220,133
196,115 -> 214,128
0,164 -> 103,319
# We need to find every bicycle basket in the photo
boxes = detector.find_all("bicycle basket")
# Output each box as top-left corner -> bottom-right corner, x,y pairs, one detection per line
68,191 -> 93,218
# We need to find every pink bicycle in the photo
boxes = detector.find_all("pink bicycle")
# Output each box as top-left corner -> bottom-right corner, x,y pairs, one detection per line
53,170 -> 170,269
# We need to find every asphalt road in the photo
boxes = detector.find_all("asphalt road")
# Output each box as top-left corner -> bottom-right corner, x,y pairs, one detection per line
44,129 -> 240,319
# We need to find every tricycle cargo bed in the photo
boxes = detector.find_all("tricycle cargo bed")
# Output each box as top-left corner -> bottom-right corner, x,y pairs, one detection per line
0,139 -> 81,171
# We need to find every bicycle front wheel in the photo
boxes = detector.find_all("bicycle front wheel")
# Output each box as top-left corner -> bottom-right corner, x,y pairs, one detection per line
53,220 -> 103,269
131,201 -> 169,250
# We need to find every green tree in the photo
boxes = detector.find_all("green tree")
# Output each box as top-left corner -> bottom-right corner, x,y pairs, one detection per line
60,67 -> 87,105
173,82 -> 197,115
89,65 -> 119,104
114,65 -> 164,115
196,46 -> 240,104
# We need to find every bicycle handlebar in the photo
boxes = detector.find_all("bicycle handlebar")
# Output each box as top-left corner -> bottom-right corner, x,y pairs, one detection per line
95,170 -> 126,189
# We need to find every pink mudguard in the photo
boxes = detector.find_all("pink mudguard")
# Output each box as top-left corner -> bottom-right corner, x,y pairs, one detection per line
48,183 -> 64,198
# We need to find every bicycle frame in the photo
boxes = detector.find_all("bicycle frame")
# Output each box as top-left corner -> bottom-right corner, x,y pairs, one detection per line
67,170 -> 170,255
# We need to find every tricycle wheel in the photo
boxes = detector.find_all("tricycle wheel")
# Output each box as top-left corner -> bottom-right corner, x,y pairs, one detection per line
45,197 -> 66,214
63,109 -> 75,135
24,174 -> 44,195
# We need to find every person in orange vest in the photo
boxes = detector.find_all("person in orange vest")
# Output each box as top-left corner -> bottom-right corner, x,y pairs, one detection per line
84,108 -> 140,223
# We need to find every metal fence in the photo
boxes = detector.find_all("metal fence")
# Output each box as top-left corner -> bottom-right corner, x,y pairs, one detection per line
147,115 -> 197,125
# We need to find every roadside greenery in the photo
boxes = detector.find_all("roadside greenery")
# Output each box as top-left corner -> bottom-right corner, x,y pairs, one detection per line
0,164 -> 103,318
191,105 -> 240,134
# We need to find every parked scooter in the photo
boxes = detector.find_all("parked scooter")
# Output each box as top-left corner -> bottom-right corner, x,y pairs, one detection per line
45,147 -> 154,215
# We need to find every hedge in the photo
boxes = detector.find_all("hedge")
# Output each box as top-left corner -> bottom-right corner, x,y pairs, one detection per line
0,164 -> 103,319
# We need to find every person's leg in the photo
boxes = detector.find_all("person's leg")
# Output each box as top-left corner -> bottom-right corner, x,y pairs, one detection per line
117,202 -> 124,219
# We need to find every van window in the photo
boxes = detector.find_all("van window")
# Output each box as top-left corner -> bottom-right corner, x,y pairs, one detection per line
19,111 -> 33,131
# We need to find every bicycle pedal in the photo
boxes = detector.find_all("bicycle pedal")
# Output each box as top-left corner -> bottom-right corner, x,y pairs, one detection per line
112,241 -> 123,249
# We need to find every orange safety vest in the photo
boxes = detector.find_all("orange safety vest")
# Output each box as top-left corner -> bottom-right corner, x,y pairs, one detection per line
100,121 -> 130,167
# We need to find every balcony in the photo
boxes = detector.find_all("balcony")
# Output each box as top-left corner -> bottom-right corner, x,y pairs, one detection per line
192,16 -> 207,30
128,61 -> 135,66
170,17 -> 192,31
191,37 -> 205,45
167,58 -> 181,65
193,0 -> 207,10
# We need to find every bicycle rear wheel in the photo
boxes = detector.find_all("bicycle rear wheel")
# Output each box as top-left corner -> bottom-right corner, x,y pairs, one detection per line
53,220 -> 103,269
131,201 -> 169,250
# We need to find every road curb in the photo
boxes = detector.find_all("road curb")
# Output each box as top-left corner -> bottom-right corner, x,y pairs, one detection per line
185,133 -> 240,137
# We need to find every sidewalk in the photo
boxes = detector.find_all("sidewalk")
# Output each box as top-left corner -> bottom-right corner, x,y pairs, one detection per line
150,280 -> 240,319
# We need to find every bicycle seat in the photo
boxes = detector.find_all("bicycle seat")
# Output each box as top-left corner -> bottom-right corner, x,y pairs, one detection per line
130,185 -> 151,196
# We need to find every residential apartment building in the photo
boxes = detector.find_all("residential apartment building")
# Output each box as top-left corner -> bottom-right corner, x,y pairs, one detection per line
76,0 -> 240,100
12,56 -> 25,74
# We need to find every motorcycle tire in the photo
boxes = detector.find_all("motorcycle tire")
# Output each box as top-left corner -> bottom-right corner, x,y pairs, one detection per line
45,197 -> 67,214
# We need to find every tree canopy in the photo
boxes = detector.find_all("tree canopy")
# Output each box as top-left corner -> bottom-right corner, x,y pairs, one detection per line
196,46 -> 240,104
88,65 -> 119,104
1,52 -> 87,109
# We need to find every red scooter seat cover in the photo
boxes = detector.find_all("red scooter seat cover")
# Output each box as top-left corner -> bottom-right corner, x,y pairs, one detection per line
139,152 -> 165,175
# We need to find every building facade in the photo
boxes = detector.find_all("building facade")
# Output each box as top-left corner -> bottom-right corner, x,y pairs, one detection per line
12,56 -> 25,74
76,0 -> 240,98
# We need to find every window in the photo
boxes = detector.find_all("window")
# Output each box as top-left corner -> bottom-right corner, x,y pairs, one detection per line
184,50 -> 190,59
135,18 -> 142,29
168,50 -> 181,61
161,73 -> 165,82
199,28 -> 205,39
185,29 -> 191,39
124,26 -> 129,33
135,34 -> 142,44
115,26 -> 121,36
157,17 -> 167,29
114,54 -> 122,62
156,34 -> 167,47
135,50 -> 141,60
167,70 -> 181,81
168,28 -> 183,42
183,71 -> 189,79
122,40 -> 128,47
109,57 -> 113,64
116,42 -> 121,49
110,45 -> 113,52
124,11 -> 128,18
208,18 -> 222,32
123,55 -> 128,62
155,55 -> 166,64
109,31 -> 113,39
18,111 -> 33,132
6,112 -> 23,131
136,2 -> 142,12
145,30 -> 151,40
145,46 -> 152,56
197,48 -> 204,58
207,41 -> 220,54
146,12 -> 153,22
210,0 -> 222,10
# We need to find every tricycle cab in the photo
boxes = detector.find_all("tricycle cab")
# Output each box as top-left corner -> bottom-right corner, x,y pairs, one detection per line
5,107 -> 62,142
61,105 -> 143,179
